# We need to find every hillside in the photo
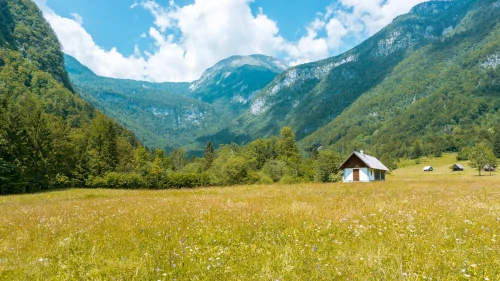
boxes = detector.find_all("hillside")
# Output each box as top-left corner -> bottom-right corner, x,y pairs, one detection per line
66,54 -> 287,154
203,0 -> 477,148
0,0 -> 73,91
0,0 -> 140,194
300,0 -> 500,158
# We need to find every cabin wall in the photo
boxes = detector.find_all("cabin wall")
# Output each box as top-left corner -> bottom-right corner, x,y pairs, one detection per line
343,168 -> 370,182
369,169 -> 375,181
343,168 -> 386,182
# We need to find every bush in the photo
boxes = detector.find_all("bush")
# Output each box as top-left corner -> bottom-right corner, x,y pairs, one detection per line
279,175 -> 301,184
86,172 -> 146,189
328,171 -> 343,183
256,173 -> 274,184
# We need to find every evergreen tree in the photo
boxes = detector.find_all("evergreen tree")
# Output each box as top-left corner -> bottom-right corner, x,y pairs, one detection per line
277,127 -> 299,159
203,142 -> 215,170
87,114 -> 118,176
493,132 -> 500,158
169,149 -> 187,172
21,97 -> 54,191
134,146 -> 150,176
411,142 -> 423,159
151,149 -> 167,176
380,153 -> 398,171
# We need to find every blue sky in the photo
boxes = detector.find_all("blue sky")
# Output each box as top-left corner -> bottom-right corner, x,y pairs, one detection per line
34,0 -> 427,82
45,0 -> 334,57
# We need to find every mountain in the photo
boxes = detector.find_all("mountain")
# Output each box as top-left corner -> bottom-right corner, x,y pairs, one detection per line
0,0 -> 74,92
0,0 -> 140,194
66,54 -> 287,154
65,0 -> 499,162
188,54 -> 288,104
299,0 -> 500,158
205,0 -> 476,148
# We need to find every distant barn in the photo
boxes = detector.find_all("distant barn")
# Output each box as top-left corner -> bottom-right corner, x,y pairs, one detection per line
453,164 -> 464,171
483,165 -> 496,172
423,166 -> 433,172
339,150 -> 390,182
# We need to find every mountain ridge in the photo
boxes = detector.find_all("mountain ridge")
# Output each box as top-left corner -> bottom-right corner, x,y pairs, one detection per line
197,0 -> 474,148
66,53 -> 288,154
65,0 -> 500,160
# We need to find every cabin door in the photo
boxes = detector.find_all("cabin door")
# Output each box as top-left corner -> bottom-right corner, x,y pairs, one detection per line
353,169 -> 360,182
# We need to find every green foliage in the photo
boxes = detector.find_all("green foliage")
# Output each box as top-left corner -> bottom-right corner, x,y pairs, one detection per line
493,130 -> 500,158
203,142 -> 215,170
0,5 -> 140,194
262,160 -> 288,182
314,150 -> 343,183
468,143 -> 497,175
210,153 -> 250,186
87,113 -> 119,176
3,0 -> 74,91
380,153 -> 398,171
277,127 -> 299,160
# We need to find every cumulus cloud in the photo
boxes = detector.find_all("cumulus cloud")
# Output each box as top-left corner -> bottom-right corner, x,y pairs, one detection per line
33,0 -> 427,82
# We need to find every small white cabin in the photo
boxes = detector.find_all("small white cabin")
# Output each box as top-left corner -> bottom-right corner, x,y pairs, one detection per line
423,166 -> 433,172
339,151 -> 390,183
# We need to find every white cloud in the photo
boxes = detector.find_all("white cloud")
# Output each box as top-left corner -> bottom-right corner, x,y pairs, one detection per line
32,0 -> 427,82
70,13 -> 83,25
318,0 -> 428,50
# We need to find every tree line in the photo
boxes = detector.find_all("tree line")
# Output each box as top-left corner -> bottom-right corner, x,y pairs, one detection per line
83,127 -> 345,190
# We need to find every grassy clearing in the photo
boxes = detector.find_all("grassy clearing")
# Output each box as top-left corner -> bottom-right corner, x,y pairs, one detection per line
1,156 -> 500,280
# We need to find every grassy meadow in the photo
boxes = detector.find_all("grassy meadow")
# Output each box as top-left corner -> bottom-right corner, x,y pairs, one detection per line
1,154 -> 499,280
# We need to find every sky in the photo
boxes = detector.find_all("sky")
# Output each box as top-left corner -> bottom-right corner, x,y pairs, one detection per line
33,0 -> 428,82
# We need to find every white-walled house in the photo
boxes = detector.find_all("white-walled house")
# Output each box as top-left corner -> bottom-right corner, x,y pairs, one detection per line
339,151 -> 390,183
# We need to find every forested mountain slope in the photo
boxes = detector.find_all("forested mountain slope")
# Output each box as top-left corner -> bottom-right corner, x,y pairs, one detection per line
0,0 -> 73,91
300,0 -> 500,158
203,0 -> 476,147
66,54 -> 287,154
0,0 -> 140,194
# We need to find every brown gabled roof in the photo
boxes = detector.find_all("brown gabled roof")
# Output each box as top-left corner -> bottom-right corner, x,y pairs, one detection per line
339,151 -> 390,171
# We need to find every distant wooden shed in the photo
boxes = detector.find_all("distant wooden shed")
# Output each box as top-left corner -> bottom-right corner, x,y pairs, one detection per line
423,166 -> 433,172
453,164 -> 464,171
483,165 -> 496,172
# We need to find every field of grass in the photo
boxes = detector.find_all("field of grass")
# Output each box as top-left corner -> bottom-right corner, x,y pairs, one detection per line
1,155 -> 500,280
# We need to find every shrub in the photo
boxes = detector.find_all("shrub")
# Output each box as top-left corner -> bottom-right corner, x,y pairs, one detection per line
279,175 -> 301,184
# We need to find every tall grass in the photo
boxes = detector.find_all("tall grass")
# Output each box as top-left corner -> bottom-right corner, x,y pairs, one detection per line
1,177 -> 499,280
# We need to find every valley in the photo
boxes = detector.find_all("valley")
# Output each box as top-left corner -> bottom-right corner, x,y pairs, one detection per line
1,0 -> 500,278
66,0 -> 500,160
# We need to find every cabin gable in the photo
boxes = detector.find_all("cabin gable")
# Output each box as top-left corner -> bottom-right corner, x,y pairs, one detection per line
341,154 -> 367,169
